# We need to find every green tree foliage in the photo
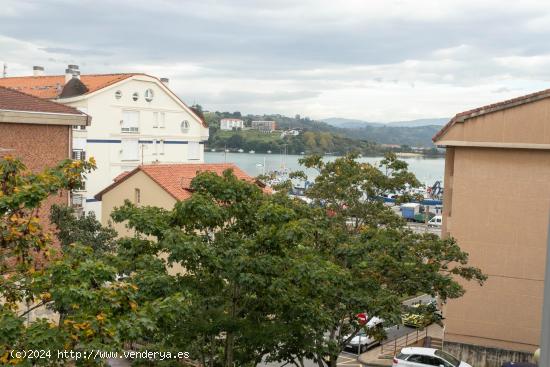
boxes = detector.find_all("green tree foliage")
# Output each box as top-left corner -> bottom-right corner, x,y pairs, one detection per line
111,154 -> 485,367
49,205 -> 117,254
0,157 -> 141,366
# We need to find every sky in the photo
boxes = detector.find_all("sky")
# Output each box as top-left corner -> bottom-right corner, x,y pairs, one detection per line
2,0 -> 550,122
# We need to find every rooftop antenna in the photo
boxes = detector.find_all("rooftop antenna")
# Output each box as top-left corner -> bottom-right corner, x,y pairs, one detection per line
2,63 -> 7,78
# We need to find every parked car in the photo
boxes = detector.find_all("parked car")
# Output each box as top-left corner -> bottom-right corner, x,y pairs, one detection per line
393,347 -> 472,367
501,363 -> 537,367
427,215 -> 442,227
344,316 -> 384,353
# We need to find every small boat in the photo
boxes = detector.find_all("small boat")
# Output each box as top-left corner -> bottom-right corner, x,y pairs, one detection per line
238,149 -> 244,153
225,149 -> 230,153
211,148 -> 216,152
249,150 -> 255,154
267,150 -> 272,154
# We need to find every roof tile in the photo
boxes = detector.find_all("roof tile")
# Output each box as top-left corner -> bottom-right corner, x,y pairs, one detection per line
0,86 -> 87,115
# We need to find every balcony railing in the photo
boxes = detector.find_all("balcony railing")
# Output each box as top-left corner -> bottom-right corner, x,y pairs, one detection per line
121,127 -> 139,133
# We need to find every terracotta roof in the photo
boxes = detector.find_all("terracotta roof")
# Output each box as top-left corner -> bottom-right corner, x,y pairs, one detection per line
95,163 -> 267,201
433,87 -> 550,142
0,73 -> 208,127
0,86 -> 88,115
0,74 -> 137,99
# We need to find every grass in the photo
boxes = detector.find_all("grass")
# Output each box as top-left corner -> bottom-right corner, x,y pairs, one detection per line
217,130 -> 282,142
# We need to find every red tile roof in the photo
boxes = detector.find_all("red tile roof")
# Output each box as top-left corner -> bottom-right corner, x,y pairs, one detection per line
0,86 -> 87,115
0,73 -> 207,127
0,74 -> 137,99
95,163 -> 267,201
433,87 -> 550,142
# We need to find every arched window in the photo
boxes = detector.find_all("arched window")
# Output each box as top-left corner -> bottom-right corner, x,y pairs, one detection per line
181,120 -> 190,132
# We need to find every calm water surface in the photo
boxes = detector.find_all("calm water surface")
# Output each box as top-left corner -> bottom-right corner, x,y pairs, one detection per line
205,152 -> 445,185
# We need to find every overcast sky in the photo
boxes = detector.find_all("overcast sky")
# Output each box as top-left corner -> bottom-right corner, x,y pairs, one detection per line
3,0 -> 550,121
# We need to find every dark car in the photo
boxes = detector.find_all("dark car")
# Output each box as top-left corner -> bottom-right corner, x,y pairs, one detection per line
501,363 -> 537,367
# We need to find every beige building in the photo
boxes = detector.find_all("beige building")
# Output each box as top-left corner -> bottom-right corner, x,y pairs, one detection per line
95,163 -> 264,234
433,89 -> 550,352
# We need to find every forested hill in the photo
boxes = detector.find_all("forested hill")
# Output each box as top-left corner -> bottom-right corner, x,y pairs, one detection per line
204,111 -> 442,147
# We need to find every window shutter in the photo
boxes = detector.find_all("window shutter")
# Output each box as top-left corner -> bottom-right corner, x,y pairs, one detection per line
188,141 -> 200,160
122,111 -> 140,133
121,140 -> 139,161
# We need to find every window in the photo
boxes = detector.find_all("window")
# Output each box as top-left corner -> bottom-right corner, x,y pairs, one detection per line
181,120 -> 190,133
160,139 -> 165,155
134,188 -> 141,204
132,92 -> 139,101
72,125 -> 86,131
121,140 -> 139,161
153,112 -> 159,128
72,150 -> 86,161
160,112 -> 166,128
121,111 -> 140,133
435,350 -> 460,367
115,90 -> 122,99
188,141 -> 200,160
145,88 -> 154,102
153,140 -> 158,155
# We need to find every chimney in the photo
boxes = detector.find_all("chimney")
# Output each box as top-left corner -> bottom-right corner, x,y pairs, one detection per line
67,64 -> 79,71
160,77 -> 169,86
65,68 -> 73,83
32,66 -> 44,76
72,70 -> 81,80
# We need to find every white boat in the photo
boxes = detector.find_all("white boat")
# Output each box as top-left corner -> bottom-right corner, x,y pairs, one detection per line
211,148 -> 216,152
238,149 -> 244,153
267,150 -> 272,154
249,150 -> 255,154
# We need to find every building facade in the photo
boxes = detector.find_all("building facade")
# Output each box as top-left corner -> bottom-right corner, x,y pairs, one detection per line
251,120 -> 276,132
0,85 -> 89,218
220,118 -> 244,130
0,66 -> 209,217
433,89 -> 550,353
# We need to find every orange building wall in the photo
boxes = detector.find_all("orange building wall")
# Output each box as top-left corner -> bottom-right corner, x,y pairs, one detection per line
443,147 -> 547,352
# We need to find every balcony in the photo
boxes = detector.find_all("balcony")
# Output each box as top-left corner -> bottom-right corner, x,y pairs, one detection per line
121,127 -> 139,133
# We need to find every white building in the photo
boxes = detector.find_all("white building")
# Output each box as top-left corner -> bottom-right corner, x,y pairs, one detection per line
220,118 -> 244,130
0,66 -> 209,217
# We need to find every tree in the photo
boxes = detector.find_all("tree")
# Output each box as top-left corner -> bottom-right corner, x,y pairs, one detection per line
110,170 -> 334,367
272,153 -> 486,367
49,204 -> 117,254
110,154 -> 485,367
0,157 -> 141,366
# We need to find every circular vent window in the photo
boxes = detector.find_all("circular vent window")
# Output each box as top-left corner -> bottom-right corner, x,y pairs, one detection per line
115,90 -> 122,99
145,88 -> 154,102
132,92 -> 139,101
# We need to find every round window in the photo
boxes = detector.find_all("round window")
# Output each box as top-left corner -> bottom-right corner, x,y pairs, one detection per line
145,88 -> 154,102
115,90 -> 122,99
132,92 -> 139,101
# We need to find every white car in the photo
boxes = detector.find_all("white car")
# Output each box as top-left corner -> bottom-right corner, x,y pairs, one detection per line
393,347 -> 471,367
427,215 -> 442,227
344,316 -> 384,353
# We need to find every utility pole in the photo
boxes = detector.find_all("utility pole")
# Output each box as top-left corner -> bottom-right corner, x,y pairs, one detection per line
2,63 -> 7,78
540,213 -> 550,367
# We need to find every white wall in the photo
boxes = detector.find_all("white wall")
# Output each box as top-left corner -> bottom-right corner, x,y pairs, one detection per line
64,75 -> 209,218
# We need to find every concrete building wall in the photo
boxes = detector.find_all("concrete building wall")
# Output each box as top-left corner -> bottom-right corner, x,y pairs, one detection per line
442,147 -> 547,352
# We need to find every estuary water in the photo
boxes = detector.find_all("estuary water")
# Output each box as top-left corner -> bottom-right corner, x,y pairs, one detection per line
205,152 -> 445,185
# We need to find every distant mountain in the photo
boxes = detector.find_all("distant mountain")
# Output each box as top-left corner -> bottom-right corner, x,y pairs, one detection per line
322,117 -> 449,128
321,118 -> 381,129
386,118 -> 449,127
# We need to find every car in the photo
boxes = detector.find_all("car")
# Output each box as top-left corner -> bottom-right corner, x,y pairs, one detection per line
393,347 -> 472,367
427,215 -> 442,227
344,316 -> 384,353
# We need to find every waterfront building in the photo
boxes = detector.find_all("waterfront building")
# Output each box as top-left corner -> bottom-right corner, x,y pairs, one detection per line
433,89 -> 550,354
220,118 -> 244,130
251,120 -> 276,132
0,66 -> 209,218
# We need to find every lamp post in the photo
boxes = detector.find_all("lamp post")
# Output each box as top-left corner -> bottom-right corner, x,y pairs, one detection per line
540,214 -> 550,367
